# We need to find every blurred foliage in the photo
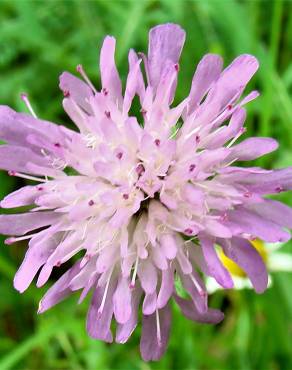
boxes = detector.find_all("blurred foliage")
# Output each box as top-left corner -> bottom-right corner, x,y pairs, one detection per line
0,0 -> 292,369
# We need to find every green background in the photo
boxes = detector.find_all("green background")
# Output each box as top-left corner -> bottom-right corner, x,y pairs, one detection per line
0,0 -> 292,369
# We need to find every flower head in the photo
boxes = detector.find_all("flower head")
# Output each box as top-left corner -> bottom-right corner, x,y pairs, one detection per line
1,23 -> 292,361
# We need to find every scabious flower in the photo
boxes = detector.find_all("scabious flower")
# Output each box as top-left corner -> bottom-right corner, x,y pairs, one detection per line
0,23 -> 292,361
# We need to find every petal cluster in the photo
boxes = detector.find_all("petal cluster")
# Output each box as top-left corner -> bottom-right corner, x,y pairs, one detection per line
0,23 -> 292,361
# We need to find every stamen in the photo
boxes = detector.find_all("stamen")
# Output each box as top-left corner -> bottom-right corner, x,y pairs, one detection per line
8,171 -> 46,183
223,157 -> 239,168
156,309 -> 162,347
227,127 -> 246,148
83,133 -> 97,149
20,93 -> 37,118
130,255 -> 139,289
98,273 -> 112,316
76,64 -> 97,94
190,274 -> 206,297
185,125 -> 201,140
169,126 -> 180,139
4,232 -> 39,245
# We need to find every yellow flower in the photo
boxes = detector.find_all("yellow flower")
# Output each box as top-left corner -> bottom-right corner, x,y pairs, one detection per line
219,239 -> 268,277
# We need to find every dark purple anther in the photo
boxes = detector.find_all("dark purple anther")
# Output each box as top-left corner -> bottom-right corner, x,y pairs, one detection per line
136,164 -> 145,176
189,164 -> 196,172
102,88 -> 108,96
154,139 -> 161,147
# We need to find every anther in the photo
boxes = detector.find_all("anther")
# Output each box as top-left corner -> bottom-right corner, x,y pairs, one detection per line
174,63 -> 179,72
102,87 -> 108,96
136,163 -> 145,176
122,194 -> 129,200
105,111 -> 111,119
189,164 -> 196,173
116,152 -> 123,160
63,90 -> 70,97
184,228 -> 193,235
227,104 -> 233,110
154,139 -> 161,147
88,200 -> 95,206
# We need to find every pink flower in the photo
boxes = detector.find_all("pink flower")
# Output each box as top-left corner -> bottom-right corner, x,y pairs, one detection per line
1,23 -> 292,361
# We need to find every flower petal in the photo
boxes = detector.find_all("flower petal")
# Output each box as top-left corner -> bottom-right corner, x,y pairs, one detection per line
38,261 -> 81,313
199,234 -> 234,289
226,208 -> 291,243
187,54 -> 223,114
116,286 -> 142,343
59,72 -> 93,114
228,137 -> 278,161
174,295 -> 224,324
86,278 -> 116,343
219,237 -> 268,293
0,212 -> 60,236
140,304 -> 171,361
147,23 -> 185,91
99,36 -> 122,105
113,277 -> 132,324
